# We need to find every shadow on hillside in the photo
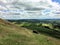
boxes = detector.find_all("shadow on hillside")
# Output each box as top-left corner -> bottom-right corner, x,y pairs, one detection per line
22,26 -> 60,39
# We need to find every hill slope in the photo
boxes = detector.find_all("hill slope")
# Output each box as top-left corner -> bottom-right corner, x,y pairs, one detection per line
0,19 -> 60,45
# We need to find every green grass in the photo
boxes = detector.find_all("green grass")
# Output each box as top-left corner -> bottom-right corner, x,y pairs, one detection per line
0,19 -> 60,45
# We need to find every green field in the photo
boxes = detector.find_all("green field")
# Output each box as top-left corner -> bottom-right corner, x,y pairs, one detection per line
10,19 -> 60,39
0,19 -> 60,45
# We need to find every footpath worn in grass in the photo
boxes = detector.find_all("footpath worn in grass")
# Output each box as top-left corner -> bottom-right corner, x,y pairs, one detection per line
0,19 -> 60,45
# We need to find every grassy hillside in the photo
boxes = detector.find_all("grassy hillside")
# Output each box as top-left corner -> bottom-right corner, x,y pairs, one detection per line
0,19 -> 60,45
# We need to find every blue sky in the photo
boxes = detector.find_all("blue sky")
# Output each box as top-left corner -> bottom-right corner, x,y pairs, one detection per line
52,0 -> 60,3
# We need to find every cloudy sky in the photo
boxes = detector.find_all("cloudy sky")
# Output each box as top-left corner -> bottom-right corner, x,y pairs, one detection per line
0,0 -> 60,19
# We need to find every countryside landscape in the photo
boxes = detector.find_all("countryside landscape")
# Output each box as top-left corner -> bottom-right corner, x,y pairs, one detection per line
0,0 -> 60,45
0,19 -> 60,45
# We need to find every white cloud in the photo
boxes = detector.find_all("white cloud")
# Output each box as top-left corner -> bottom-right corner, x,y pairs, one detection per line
0,0 -> 60,19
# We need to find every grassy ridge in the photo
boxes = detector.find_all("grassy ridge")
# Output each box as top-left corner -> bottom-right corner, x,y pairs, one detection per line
0,19 -> 39,45
0,19 -> 60,45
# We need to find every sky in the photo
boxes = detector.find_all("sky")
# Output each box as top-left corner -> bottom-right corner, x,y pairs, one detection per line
0,0 -> 60,19
52,0 -> 60,4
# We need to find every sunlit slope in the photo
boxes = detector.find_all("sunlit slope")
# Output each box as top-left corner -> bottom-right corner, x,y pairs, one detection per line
0,19 -> 60,45
0,19 -> 39,45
